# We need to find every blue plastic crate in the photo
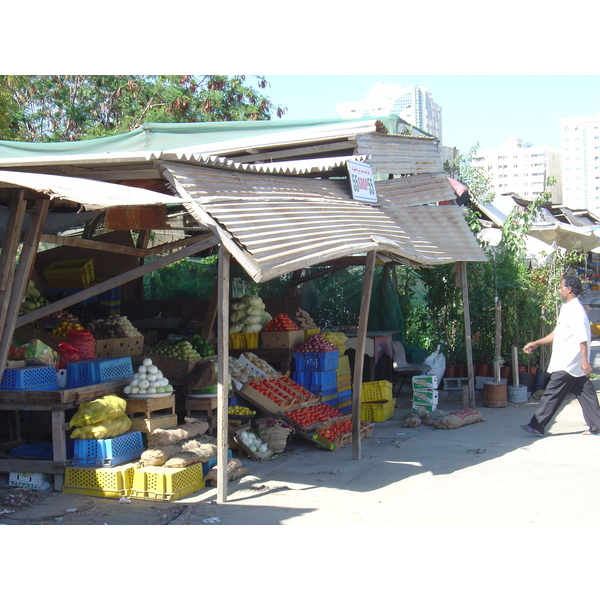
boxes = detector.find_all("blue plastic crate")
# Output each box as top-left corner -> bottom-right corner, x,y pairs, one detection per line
309,384 -> 338,397
338,404 -> 352,415
87,357 -> 133,384
322,398 -> 340,408
337,390 -> 353,404
310,370 -> 337,388
66,360 -> 96,388
292,371 -> 312,387
71,431 -> 144,467
293,350 -> 339,372
202,450 -> 233,476
0,365 -> 59,391
98,287 -> 121,302
66,357 -> 133,387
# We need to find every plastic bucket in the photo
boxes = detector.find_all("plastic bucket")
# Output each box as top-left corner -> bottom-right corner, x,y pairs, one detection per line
519,372 -> 536,392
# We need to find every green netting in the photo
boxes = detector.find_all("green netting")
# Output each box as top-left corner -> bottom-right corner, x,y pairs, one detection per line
141,258 -> 429,361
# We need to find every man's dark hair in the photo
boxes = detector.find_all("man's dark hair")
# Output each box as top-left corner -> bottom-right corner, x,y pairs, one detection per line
562,274 -> 583,296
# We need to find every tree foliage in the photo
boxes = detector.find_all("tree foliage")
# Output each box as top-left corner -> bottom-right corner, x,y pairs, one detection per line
0,75 -> 287,142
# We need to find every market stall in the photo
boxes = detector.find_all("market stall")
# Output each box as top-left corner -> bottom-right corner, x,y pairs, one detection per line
0,116 -> 487,502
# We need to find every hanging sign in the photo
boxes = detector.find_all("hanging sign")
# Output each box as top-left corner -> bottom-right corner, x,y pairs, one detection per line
348,159 -> 377,203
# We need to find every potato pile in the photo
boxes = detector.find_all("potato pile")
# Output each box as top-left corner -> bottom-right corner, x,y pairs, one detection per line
294,309 -> 318,330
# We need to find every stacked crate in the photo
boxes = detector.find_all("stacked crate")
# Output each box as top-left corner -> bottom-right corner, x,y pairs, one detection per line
292,349 -> 340,408
336,354 -> 353,414
412,374 -> 439,412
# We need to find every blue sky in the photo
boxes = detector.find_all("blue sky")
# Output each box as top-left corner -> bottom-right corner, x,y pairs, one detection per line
265,75 -> 600,154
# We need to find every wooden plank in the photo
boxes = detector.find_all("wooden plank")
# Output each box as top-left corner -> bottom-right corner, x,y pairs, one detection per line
352,250 -> 377,460
0,458 -> 71,475
0,197 -> 49,384
216,244 -> 230,503
14,233 -> 219,328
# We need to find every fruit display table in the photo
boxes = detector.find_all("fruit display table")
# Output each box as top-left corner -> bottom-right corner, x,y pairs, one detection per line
0,379 -> 130,491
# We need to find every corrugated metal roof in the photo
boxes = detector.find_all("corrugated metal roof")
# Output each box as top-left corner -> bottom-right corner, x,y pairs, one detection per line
355,133 -> 443,175
0,170 -> 175,209
186,154 -> 369,176
160,162 -> 487,283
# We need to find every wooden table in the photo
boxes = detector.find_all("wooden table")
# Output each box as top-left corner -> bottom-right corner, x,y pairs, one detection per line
343,330 -> 400,381
0,379 -> 130,491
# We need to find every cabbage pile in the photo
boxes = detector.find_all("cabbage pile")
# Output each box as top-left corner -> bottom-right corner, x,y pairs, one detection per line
230,294 -> 272,334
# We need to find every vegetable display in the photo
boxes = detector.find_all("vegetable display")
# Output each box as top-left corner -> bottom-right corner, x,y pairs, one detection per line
230,294 -> 271,334
19,280 -> 51,315
322,331 -> 348,355
263,313 -> 302,332
124,357 -> 174,395
295,334 -> 339,353
150,338 -> 202,360
285,403 -> 342,428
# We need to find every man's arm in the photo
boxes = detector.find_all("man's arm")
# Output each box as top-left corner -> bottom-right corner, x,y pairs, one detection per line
580,341 -> 592,376
524,332 -> 554,354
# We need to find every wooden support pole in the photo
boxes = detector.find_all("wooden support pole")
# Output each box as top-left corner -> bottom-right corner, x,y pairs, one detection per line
457,261 -> 475,408
494,300 -> 502,382
352,250 -> 377,460
216,244 -> 230,503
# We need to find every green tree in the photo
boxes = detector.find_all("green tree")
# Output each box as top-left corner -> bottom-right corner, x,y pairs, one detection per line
0,75 -> 287,142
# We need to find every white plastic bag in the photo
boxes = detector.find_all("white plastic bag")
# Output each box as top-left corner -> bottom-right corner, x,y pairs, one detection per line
424,345 -> 446,382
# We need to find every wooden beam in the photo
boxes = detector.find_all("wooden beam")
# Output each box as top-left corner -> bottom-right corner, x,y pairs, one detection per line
216,244 -> 230,503
0,197 -> 49,382
15,233 -> 219,328
201,280 -> 219,341
352,249 -> 377,460
39,230 -> 213,259
0,191 -> 27,292
228,140 -> 357,164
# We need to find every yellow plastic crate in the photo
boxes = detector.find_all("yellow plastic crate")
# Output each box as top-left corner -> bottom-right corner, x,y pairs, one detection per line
338,355 -> 350,372
62,462 -> 137,498
360,398 -> 395,422
44,258 -> 95,287
128,463 -> 205,502
361,380 -> 393,403
229,332 -> 259,350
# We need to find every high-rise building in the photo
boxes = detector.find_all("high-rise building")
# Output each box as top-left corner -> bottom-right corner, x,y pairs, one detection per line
474,138 -> 562,205
336,82 -> 442,141
560,114 -> 600,211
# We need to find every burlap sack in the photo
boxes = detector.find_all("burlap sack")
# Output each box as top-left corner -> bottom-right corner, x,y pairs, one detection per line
433,408 -> 484,430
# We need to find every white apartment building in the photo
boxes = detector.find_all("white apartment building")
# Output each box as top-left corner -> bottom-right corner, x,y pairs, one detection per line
560,114 -> 600,212
474,138 -> 562,205
336,82 -> 442,141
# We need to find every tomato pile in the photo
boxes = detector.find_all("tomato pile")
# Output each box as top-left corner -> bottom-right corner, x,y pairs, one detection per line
263,313 -> 302,332
285,403 -> 342,428
318,418 -> 353,442
248,377 -> 313,407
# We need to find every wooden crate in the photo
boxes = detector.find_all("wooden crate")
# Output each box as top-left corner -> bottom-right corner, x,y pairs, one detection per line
126,395 -> 177,433
184,395 -> 218,434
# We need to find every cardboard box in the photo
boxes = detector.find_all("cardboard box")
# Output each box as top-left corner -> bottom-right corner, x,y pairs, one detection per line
146,353 -> 203,381
261,330 -> 304,349
412,400 -> 438,412
412,374 -> 438,390
9,472 -> 54,492
413,389 -> 439,403
95,335 -> 144,359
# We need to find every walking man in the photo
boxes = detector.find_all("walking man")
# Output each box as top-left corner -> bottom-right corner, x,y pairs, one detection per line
521,274 -> 600,436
